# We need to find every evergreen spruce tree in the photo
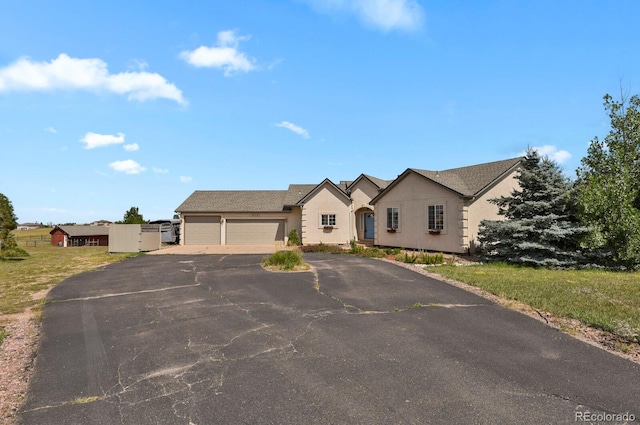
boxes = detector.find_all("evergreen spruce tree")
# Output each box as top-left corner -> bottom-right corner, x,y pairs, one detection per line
0,193 -> 18,250
478,149 -> 589,268
0,193 -> 29,259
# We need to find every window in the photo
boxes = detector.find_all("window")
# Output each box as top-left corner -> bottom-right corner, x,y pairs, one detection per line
428,204 -> 444,231
386,207 -> 399,230
321,214 -> 336,226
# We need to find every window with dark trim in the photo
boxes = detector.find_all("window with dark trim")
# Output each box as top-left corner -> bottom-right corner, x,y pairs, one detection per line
428,204 -> 444,231
386,207 -> 399,229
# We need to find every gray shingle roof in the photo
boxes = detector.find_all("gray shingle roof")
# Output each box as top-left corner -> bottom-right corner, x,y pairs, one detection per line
176,184 -> 318,213
52,225 -> 109,237
283,184 -> 317,205
361,174 -> 392,189
176,190 -> 287,212
410,157 -> 523,197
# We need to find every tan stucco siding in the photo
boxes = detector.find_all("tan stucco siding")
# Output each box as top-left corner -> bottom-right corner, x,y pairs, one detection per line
350,179 -> 379,210
467,169 -> 520,249
348,179 -> 379,241
288,207 -> 302,242
301,185 -> 352,244
374,173 -> 467,253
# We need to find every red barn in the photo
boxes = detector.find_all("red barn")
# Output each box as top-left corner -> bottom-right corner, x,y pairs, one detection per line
50,225 -> 109,247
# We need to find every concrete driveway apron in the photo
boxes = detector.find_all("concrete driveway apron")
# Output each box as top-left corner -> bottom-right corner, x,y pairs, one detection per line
18,253 -> 640,424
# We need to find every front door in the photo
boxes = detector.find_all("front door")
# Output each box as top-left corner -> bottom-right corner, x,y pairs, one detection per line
364,213 -> 375,239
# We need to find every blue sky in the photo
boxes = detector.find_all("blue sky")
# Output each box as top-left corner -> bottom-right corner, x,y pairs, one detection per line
1,0 -> 638,224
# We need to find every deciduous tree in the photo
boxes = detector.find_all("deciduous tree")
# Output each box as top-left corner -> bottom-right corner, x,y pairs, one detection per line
576,93 -> 640,269
118,206 -> 149,224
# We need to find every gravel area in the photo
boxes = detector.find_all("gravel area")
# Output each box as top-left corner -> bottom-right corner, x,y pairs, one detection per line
0,311 -> 39,424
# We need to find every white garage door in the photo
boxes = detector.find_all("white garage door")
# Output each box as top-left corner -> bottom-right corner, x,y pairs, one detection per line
226,219 -> 285,245
184,216 -> 221,245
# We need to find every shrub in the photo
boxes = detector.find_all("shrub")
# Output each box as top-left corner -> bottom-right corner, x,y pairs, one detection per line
300,243 -> 344,254
262,250 -> 305,271
359,247 -> 386,258
0,246 -> 29,260
420,252 -> 445,265
287,229 -> 301,246
396,252 -> 418,263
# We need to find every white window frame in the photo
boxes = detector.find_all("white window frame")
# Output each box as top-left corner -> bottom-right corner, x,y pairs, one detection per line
386,207 -> 399,230
427,204 -> 445,232
320,213 -> 337,227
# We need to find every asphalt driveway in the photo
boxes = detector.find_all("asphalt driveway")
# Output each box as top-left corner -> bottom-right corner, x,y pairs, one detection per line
19,254 -> 640,424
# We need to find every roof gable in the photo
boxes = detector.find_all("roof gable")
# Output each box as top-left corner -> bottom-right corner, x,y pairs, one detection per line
371,157 -> 523,204
296,178 -> 350,205
347,174 -> 392,191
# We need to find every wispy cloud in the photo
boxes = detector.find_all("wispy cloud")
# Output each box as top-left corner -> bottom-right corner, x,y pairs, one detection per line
81,132 -> 125,149
123,143 -> 139,151
304,0 -> 424,32
526,145 -> 572,164
45,126 -> 57,133
275,121 -> 310,139
152,167 -> 169,174
179,30 -> 256,76
0,54 -> 185,104
109,159 -> 146,174
179,176 -> 192,183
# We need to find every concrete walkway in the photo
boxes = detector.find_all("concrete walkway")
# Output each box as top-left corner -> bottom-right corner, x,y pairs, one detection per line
147,244 -> 294,255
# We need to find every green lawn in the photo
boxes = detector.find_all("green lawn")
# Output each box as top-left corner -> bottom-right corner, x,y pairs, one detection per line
434,263 -> 640,344
1,228 -> 135,344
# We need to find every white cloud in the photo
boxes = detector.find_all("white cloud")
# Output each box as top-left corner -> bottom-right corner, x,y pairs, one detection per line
305,0 -> 424,32
275,121 -> 310,139
45,126 -> 57,133
123,143 -> 139,151
0,54 -> 185,104
179,176 -> 192,183
152,167 -> 169,174
527,145 -> 572,164
109,159 -> 146,174
81,132 -> 125,149
179,30 -> 256,76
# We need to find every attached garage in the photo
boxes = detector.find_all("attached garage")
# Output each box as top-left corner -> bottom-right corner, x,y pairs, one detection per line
226,219 -> 285,245
183,216 -> 221,245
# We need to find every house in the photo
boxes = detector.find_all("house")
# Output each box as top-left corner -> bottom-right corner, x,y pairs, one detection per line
175,157 -> 522,251
175,174 -> 390,246
17,223 -> 41,231
370,157 -> 522,253
91,220 -> 112,227
50,225 -> 109,247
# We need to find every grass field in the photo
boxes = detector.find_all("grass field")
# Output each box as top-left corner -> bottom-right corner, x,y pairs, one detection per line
0,228 -> 135,344
434,263 -> 640,345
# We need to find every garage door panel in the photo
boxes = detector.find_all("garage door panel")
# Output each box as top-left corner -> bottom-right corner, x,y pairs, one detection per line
184,216 -> 221,245
227,219 -> 284,245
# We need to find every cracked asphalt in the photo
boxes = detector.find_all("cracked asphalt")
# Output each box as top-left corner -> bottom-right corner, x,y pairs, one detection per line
18,253 -> 640,424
